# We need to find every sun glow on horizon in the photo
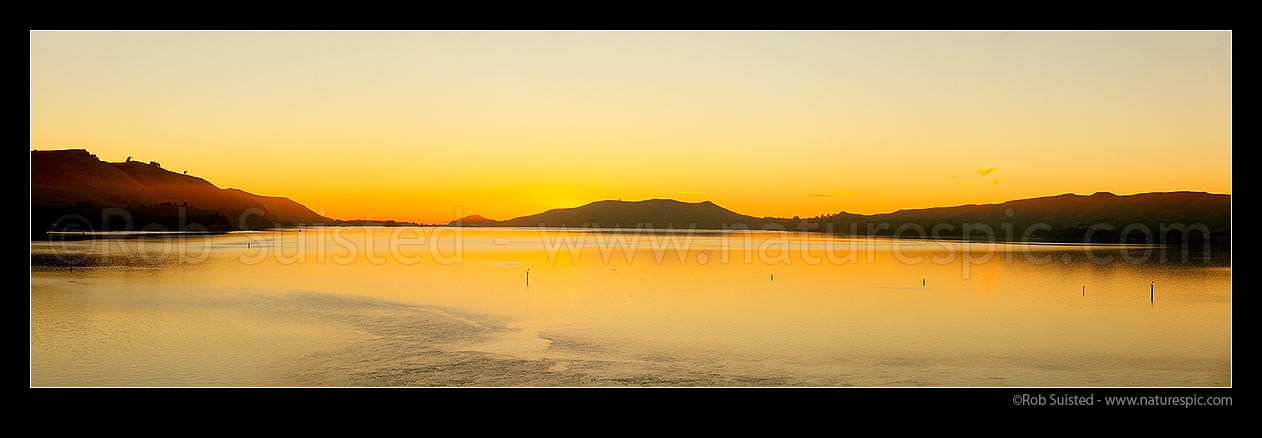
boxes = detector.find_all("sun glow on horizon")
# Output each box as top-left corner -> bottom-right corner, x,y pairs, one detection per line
30,31 -> 1231,223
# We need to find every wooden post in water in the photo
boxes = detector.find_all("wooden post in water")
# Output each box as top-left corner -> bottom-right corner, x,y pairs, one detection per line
1150,281 -> 1154,302
526,268 -> 530,286
922,278 -> 926,286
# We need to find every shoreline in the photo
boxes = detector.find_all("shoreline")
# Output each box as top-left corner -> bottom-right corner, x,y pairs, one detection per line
31,225 -> 1232,249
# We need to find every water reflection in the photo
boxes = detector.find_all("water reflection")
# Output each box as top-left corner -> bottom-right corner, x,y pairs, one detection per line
30,227 -> 1231,386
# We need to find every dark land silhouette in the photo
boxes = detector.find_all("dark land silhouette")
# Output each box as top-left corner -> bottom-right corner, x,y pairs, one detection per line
454,199 -> 768,229
805,191 -> 1230,245
32,149 -> 332,236
32,149 -> 1230,246
453,193 -> 1230,247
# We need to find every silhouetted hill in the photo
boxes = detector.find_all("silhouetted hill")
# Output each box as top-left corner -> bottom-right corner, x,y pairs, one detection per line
32,149 -> 166,207
810,191 -> 1230,244
110,161 -> 265,211
450,214 -> 500,225
31,149 -> 332,234
450,199 -> 773,229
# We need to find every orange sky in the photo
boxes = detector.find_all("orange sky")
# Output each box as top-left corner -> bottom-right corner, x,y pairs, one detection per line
30,31 -> 1231,223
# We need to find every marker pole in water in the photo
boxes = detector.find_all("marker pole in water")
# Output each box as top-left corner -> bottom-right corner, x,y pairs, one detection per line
526,268 -> 530,286
1150,281 -> 1154,302
923,278 -> 926,286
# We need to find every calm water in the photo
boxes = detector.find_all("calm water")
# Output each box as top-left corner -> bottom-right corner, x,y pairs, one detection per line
30,227 -> 1231,386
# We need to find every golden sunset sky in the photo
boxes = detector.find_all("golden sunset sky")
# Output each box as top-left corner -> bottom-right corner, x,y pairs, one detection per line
30,31 -> 1231,223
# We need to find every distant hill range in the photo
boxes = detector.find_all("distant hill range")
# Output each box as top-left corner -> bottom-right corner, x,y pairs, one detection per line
32,149 -> 332,235
31,149 -> 1230,245
452,192 -> 1230,245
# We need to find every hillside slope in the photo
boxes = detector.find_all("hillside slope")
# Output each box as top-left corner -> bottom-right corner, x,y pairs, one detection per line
31,149 -> 332,232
